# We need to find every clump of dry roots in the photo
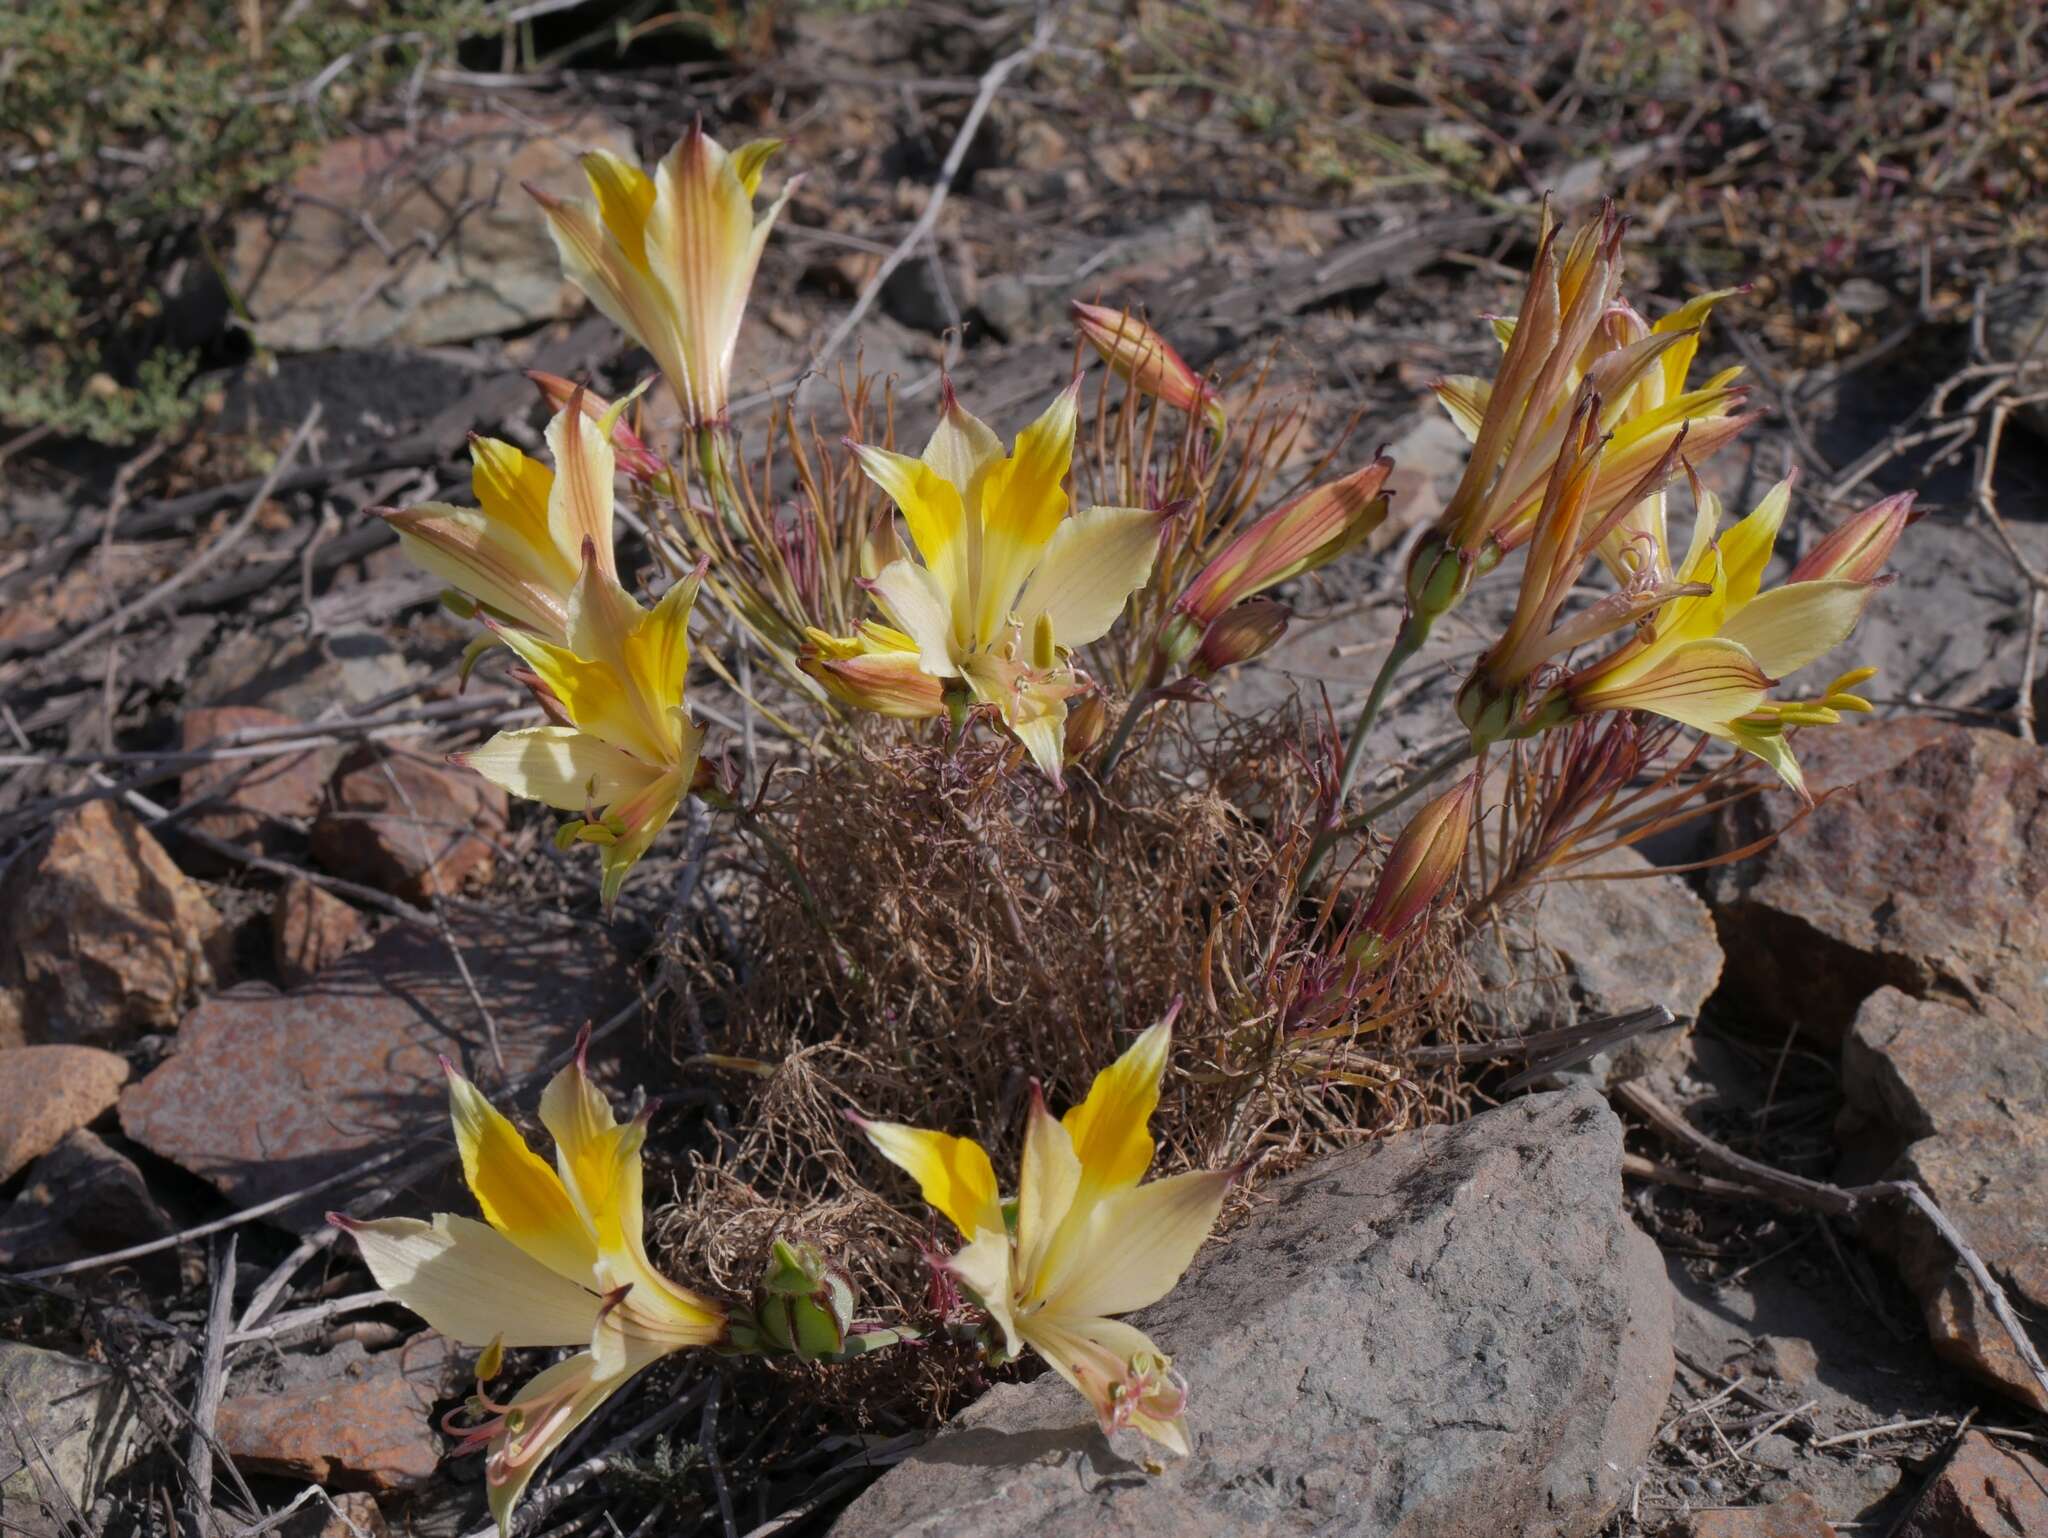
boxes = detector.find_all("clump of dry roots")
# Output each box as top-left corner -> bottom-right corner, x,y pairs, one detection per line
656,697 -> 1474,1413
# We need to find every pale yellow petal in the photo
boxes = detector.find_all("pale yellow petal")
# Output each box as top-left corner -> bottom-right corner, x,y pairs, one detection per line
1013,506 -> 1162,648
1015,1088 -> 1082,1298
1434,375 -> 1490,442
446,1069 -> 598,1283
922,389 -> 1005,503
544,403 -> 620,583
458,727 -> 666,814
533,192 -> 686,395
338,1214 -> 600,1347
485,1351 -> 638,1537
646,128 -> 754,422
948,1226 -> 1020,1360
1716,579 -> 1870,679
1038,1169 -> 1231,1319
382,506 -> 570,639
859,1120 -> 1003,1240
1729,722 -> 1810,799
867,559 -> 959,677
1580,637 -> 1772,732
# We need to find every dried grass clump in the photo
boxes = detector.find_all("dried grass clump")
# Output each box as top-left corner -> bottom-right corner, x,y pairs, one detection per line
658,696 -> 1472,1415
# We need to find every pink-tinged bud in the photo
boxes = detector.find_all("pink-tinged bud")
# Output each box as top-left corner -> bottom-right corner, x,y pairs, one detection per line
1072,301 -> 1227,434
1787,491 -> 1917,584
1352,774 -> 1477,959
1190,599 -> 1290,678
526,371 -> 669,484
1177,457 -> 1393,629
798,635 -> 947,720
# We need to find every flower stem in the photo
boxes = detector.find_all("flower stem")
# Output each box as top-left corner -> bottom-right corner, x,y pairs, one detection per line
1339,738 -> 1477,834
1297,625 -> 1422,886
1093,686 -> 1158,785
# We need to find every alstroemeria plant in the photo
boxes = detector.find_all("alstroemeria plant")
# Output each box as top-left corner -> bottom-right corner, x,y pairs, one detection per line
801,381 -> 1165,783
856,1014 -> 1234,1455
333,1042 -> 725,1534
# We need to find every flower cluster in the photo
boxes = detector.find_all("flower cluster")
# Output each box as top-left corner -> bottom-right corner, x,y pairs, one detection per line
344,112 -> 1919,1537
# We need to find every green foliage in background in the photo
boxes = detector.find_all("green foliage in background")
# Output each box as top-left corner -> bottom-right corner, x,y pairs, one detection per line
0,0 -> 489,445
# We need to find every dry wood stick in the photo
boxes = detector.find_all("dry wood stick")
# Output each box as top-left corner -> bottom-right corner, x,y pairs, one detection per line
1614,1081 -> 2048,1406
183,1231 -> 237,1538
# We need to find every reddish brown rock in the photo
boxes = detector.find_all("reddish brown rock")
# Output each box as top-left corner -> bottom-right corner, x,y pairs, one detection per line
1895,1431 -> 2048,1538
311,746 -> 507,902
227,110 -> 635,352
0,1128 -> 173,1270
0,800 -> 226,1046
0,1046 -> 130,1181
273,879 -> 368,988
1708,722 -> 2048,1044
1841,987 -> 2048,1411
178,705 -> 331,856
216,1336 -> 455,1492
1685,1492 -> 1837,1537
119,915 -> 629,1225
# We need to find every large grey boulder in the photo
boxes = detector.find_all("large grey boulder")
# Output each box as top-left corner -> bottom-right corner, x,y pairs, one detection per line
830,1085 -> 1672,1538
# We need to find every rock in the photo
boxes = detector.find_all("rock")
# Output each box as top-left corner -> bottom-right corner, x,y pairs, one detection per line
310,746 -> 507,902
1895,1431 -> 2048,1538
0,1344 -> 146,1538
0,1046 -> 130,1181
1684,1492 -> 1838,1537
217,1336 -> 455,1493
1708,722 -> 2048,1044
119,914 -> 629,1226
228,110 -> 636,352
829,1086 -> 1672,1538
178,705 -> 331,856
1839,987 -> 2048,1411
189,625 -> 421,718
273,880 -> 369,988
1980,278 -> 2048,441
0,801 -> 226,1047
0,1129 -> 172,1270
1466,844 -> 1723,1081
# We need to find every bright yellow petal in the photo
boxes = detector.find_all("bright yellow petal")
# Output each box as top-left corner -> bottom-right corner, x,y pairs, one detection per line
853,444 -> 969,608
538,1058 -> 631,1248
1729,721 -> 1810,799
1717,579 -> 1870,679
973,385 -> 1078,645
596,766 -> 687,908
497,625 -> 663,766
1061,1017 -> 1171,1200
469,436 -> 559,554
1015,1088 -> 1082,1298
580,149 -> 657,269
1038,1169 -> 1231,1319
1014,506 -> 1162,648
729,137 -> 783,198
337,1213 -> 600,1346
1651,286 -> 1740,399
1718,478 -> 1792,606
458,727 -> 666,814
859,1119 -> 1003,1241
445,1071 -> 598,1283
867,558 -> 959,677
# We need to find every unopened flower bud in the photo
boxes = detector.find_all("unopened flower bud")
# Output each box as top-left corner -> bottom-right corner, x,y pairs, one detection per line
756,1239 -> 856,1361
1454,672 -> 1523,751
1787,491 -> 1916,584
1350,773 -> 1478,960
1403,531 -> 1469,627
1063,691 -> 1109,760
1190,599 -> 1290,678
1072,301 -> 1227,435
1177,458 -> 1392,628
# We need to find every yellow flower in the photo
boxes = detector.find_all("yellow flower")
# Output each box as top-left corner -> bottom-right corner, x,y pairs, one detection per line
333,1046 -> 724,1535
378,399 -> 623,642
809,381 -> 1165,782
857,1016 -> 1234,1456
455,562 -> 707,905
1555,477 -> 1876,795
531,122 -> 791,430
